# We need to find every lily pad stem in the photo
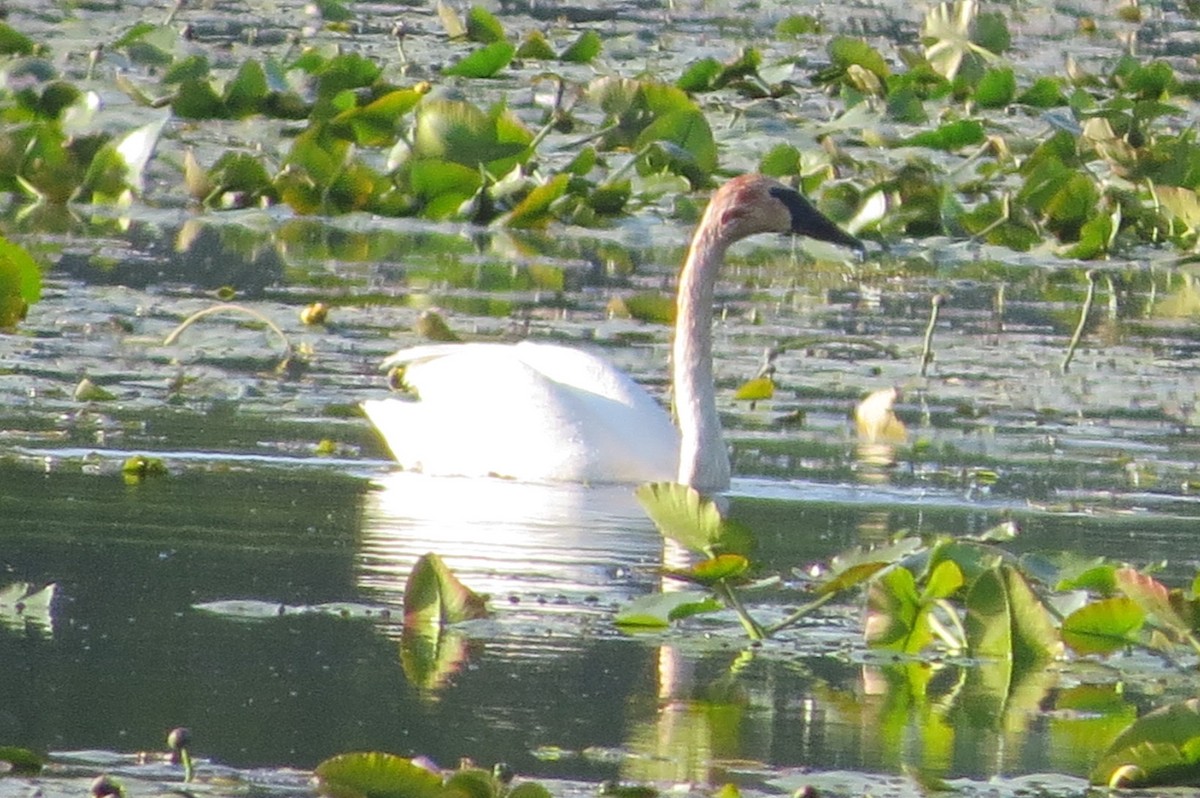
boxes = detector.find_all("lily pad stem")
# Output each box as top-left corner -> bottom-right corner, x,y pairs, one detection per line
604,143 -> 655,187
559,122 -> 622,152
163,303 -> 294,370
1061,269 -> 1098,374
526,79 -> 566,153
762,591 -> 837,637
714,580 -> 764,641
919,293 -> 944,377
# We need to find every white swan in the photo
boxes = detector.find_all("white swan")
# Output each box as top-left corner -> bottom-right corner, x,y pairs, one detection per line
362,174 -> 861,492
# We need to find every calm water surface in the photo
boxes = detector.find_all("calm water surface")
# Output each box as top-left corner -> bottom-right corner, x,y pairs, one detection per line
2,0 -> 1200,793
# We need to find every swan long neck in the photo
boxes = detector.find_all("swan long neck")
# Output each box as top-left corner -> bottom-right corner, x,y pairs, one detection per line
673,214 -> 731,493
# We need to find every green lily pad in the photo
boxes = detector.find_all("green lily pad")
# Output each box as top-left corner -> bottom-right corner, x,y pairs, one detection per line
1062,596 -> 1144,655
465,5 -> 505,43
965,564 -> 1061,663
403,552 -> 488,629
560,30 -> 601,63
443,41 -> 514,78
315,752 -> 444,798
504,173 -> 570,228
515,30 -> 556,60
614,589 -> 721,628
635,481 -> 752,556
898,119 -> 984,150
1091,699 -> 1200,787
0,235 -> 40,328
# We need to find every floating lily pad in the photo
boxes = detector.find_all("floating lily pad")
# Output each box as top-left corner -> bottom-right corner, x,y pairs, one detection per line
1091,699 -> 1200,787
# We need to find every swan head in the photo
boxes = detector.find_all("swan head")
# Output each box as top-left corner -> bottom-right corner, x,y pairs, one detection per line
707,174 -> 863,252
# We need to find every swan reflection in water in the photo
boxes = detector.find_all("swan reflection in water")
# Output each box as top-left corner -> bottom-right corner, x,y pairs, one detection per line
357,470 -> 737,781
356,471 -> 665,637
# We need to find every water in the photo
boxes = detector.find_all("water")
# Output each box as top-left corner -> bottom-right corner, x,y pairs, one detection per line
3,0 -> 1200,794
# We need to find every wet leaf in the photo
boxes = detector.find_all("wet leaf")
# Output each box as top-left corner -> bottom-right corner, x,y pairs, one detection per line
515,30 -> 556,60
634,108 -> 717,183
922,559 -> 964,602
400,627 -> 468,689
315,752 -> 444,798
635,482 -> 752,556
172,77 -> 226,119
1154,184 -> 1200,231
1062,596 -> 1144,655
663,554 -> 750,586
121,455 -> 168,479
1091,699 -> 1200,787
1018,77 -> 1067,107
74,377 -> 116,402
436,0 -> 466,39
224,59 -> 269,117
408,159 -> 479,218
614,589 -> 721,628
443,42 -> 515,79
1062,204 -> 1120,259
608,291 -> 675,324
898,119 -> 984,150
403,553 -> 488,629
0,235 -> 41,328
210,151 -> 275,208
334,86 -> 427,146
162,54 -> 211,84
413,98 -> 526,167
734,376 -> 773,401
508,784 -> 552,798
1116,567 -> 1196,636
825,36 -> 890,83
560,30 -> 601,64
414,310 -> 460,342
818,561 -> 886,595
504,173 -> 570,228
775,14 -> 822,38
0,23 -> 37,56
974,67 -> 1015,108
865,566 -> 930,652
465,5 -> 505,43
677,58 -> 723,93
965,564 -> 1061,663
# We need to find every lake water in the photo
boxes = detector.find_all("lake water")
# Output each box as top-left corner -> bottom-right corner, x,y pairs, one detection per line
2,0 -> 1200,795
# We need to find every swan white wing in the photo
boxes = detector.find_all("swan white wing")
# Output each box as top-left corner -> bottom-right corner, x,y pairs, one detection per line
363,343 -> 679,483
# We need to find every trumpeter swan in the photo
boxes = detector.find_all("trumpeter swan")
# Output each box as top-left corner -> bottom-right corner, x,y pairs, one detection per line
363,174 -> 861,491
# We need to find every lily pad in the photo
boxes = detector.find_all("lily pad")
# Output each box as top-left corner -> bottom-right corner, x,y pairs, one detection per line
1091,699 -> 1200,787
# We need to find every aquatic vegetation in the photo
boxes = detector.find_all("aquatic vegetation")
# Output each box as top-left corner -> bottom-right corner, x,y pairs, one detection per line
625,480 -> 1200,787
0,235 -> 39,327
0,0 -> 1192,256
316,753 -> 550,798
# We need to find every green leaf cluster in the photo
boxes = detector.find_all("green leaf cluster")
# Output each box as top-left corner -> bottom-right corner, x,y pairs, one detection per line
316,753 -> 550,798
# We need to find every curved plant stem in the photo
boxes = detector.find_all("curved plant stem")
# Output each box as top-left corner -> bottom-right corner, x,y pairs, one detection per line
1061,268 -> 1098,374
762,590 -> 838,638
715,581 -> 764,641
163,303 -> 294,370
920,293 -> 945,377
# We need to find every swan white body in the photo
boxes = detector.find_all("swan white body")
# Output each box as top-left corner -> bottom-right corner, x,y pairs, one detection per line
362,342 -> 679,483
364,174 -> 861,491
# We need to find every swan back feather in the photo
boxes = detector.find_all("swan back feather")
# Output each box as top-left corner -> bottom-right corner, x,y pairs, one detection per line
363,342 -> 679,483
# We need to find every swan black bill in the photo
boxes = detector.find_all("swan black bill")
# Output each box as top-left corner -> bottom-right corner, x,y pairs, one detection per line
770,186 -> 864,253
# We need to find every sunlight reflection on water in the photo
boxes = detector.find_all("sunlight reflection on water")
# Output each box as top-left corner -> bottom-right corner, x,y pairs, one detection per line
356,471 -> 665,629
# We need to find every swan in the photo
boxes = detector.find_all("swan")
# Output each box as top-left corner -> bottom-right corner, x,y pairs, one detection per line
362,174 -> 862,492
